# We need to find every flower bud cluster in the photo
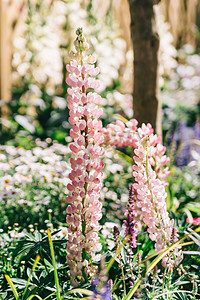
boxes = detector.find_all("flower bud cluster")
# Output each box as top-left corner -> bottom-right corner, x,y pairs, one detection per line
74,27 -> 89,53
113,226 -> 124,268
66,30 -> 104,285
102,119 -> 138,148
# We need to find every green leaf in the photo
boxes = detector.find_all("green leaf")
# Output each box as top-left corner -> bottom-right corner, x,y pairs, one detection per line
64,288 -> 93,296
43,258 -> 53,269
114,150 -> 132,164
185,202 -> 200,213
112,114 -> 129,123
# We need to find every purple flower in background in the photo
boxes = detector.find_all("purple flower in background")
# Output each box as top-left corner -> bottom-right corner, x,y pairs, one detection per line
191,121 -> 200,155
123,184 -> 137,250
174,120 -> 192,166
90,278 -> 111,300
168,118 -> 200,166
194,121 -> 200,140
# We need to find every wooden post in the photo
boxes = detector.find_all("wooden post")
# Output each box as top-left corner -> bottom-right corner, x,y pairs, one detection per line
0,0 -> 25,103
0,0 -> 11,103
0,0 -> 25,128
128,0 -> 162,135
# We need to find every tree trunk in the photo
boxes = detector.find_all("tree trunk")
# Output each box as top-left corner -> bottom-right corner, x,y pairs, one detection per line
128,0 -> 161,135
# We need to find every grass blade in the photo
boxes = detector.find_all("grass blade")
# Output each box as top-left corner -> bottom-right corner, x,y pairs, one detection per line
43,292 -> 56,300
47,229 -> 61,300
5,275 -> 19,300
27,295 -> 43,300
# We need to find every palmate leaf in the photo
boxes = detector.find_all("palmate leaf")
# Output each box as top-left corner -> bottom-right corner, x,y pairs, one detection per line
29,269 -> 56,296
5,256 -> 43,300
13,230 -> 67,263
13,242 -> 36,257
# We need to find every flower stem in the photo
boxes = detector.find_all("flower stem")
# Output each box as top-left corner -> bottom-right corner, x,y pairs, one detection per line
162,266 -> 167,294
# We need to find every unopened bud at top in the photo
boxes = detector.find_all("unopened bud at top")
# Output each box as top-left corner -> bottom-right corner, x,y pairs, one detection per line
74,27 -> 89,53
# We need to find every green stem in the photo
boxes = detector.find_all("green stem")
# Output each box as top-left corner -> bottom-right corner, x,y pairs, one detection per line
47,230 -> 61,300
80,65 -> 90,282
39,247 -> 48,273
162,266 -> 167,294
121,266 -> 126,296
168,274 -> 173,300
150,271 -> 157,300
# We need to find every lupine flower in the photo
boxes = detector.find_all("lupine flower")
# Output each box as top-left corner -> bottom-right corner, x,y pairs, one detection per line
66,28 -> 104,285
102,121 -> 171,184
113,226 -> 124,268
103,121 -> 181,267
90,257 -> 111,300
113,226 -> 120,250
132,131 -> 181,268
123,185 -> 137,251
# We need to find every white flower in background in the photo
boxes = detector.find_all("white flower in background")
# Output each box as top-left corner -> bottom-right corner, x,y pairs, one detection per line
0,190 -> 19,199
162,44 -> 200,108
0,144 -> 71,217
56,226 -> 68,238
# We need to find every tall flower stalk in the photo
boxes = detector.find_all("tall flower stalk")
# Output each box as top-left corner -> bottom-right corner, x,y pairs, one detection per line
66,28 -> 104,286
